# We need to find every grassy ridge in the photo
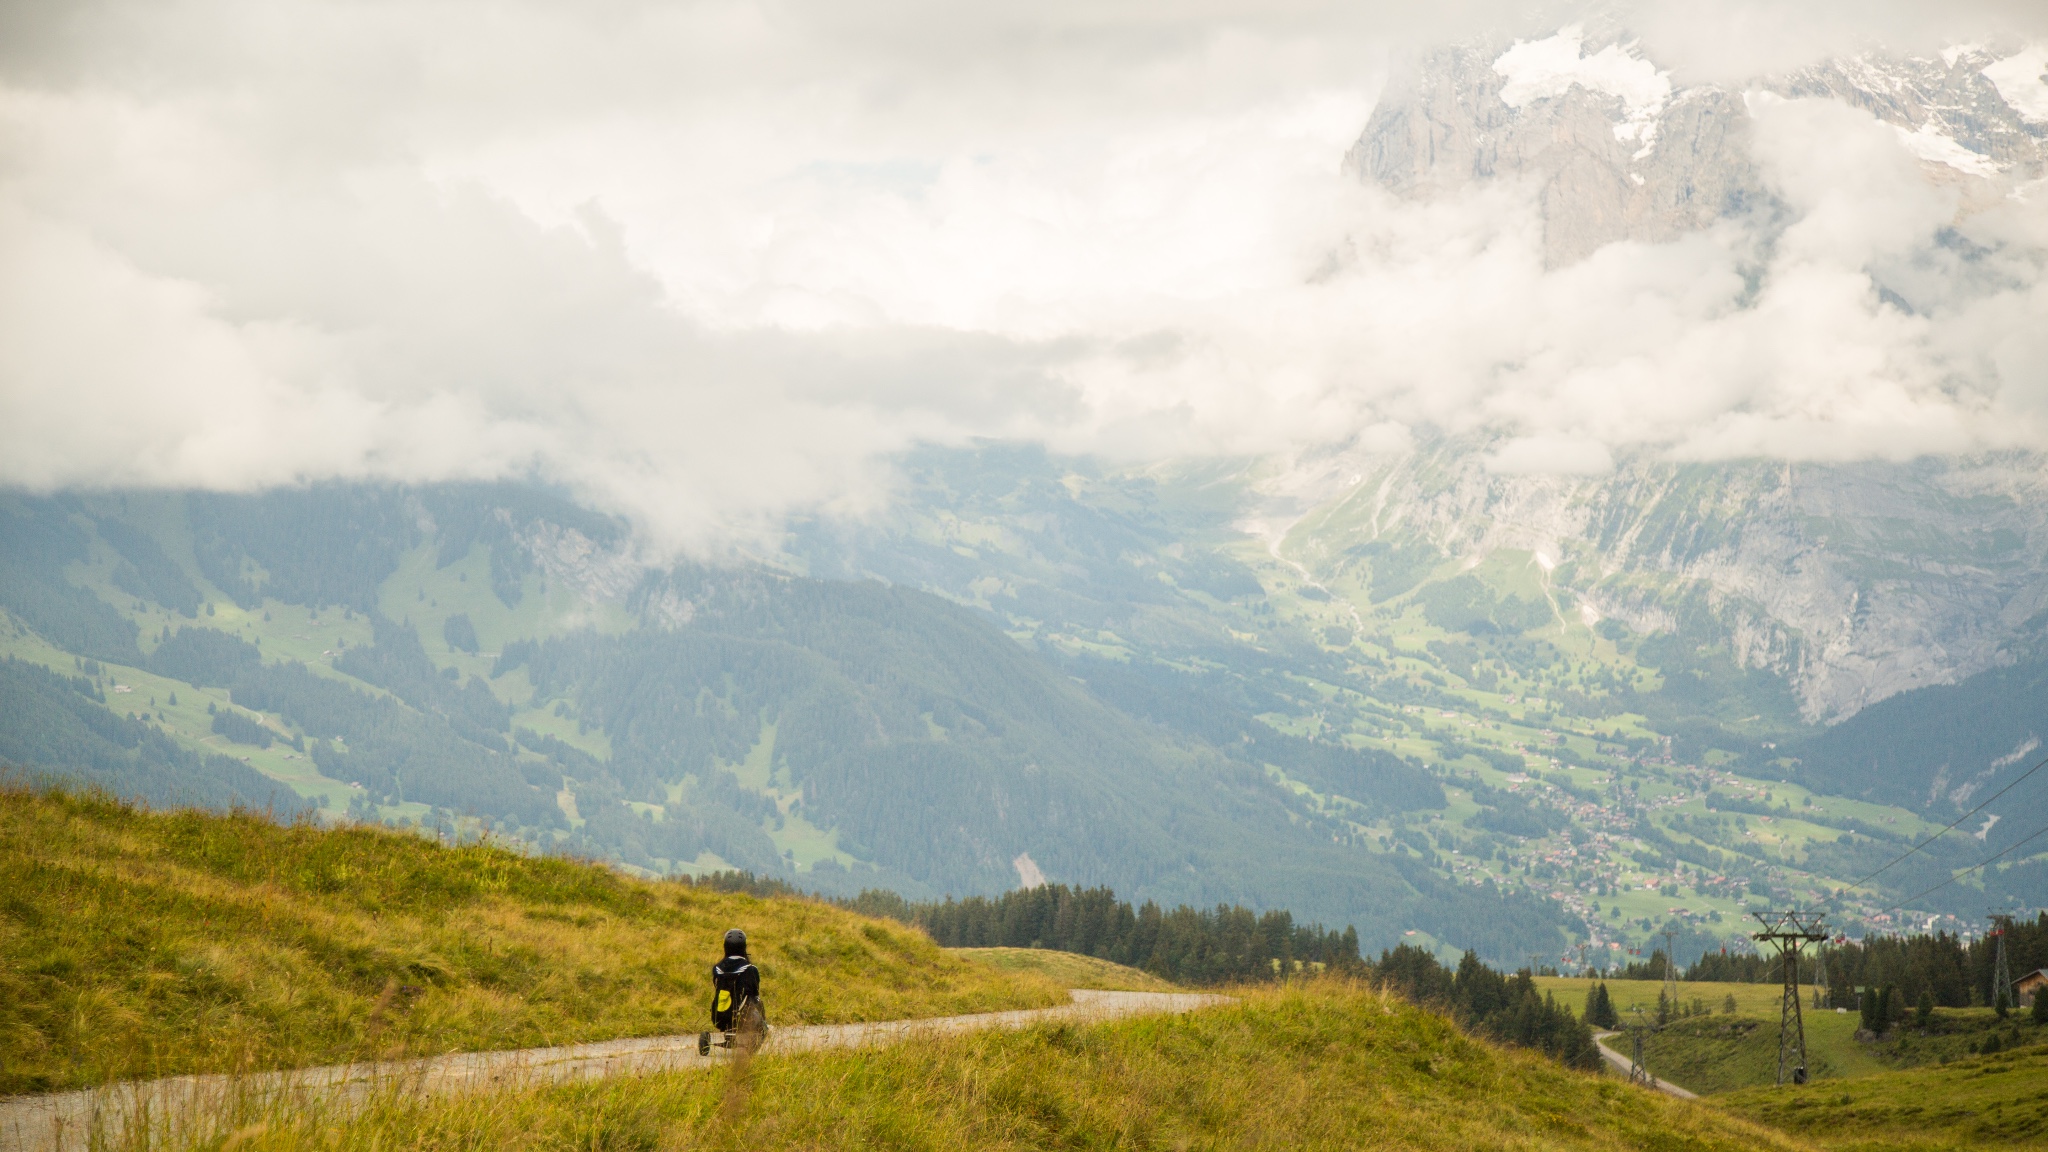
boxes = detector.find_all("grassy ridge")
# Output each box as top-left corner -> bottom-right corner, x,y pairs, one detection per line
0,785 -> 1064,1095
1716,1044 -> 2048,1150
118,982 -> 1802,1152
949,947 -> 1181,992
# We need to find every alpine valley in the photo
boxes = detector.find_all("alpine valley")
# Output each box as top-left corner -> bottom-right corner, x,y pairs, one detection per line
6,26 -> 2048,970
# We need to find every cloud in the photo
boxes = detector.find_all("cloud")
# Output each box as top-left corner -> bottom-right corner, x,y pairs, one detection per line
1485,436 -> 1615,475
2,0 -> 2047,546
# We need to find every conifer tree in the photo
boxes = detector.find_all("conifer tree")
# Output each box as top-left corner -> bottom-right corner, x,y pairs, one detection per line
1586,982 -> 1619,1029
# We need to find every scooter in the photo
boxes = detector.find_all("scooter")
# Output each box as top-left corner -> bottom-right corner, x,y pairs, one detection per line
698,995 -> 769,1055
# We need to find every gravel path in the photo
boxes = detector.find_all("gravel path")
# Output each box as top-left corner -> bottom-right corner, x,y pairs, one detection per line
1591,1031 -> 1698,1100
0,990 -> 1227,1152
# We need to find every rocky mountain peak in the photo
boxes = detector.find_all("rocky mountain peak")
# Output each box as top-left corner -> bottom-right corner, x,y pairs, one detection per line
1350,28 -> 2048,265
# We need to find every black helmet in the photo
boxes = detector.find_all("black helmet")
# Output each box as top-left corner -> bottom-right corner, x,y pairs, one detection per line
724,928 -> 748,957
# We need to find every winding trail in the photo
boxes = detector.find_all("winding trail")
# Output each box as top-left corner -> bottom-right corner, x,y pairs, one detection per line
1592,1030 -> 1698,1100
0,991 -> 1226,1152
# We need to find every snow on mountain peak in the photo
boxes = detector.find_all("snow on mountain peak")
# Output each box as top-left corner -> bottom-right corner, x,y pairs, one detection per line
1892,122 -> 2001,176
1941,44 -> 1987,69
1982,46 -> 2048,124
1493,26 -> 1672,153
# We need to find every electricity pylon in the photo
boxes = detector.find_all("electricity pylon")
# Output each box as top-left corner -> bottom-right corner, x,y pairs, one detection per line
1753,911 -> 1827,1086
1625,1007 -> 1659,1089
1990,912 -> 2017,1014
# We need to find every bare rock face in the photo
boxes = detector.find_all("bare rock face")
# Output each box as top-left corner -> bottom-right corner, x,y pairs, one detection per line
1312,29 -> 2048,722
1349,29 -> 2048,266
1786,50 -> 2048,179
1278,439 -> 2048,723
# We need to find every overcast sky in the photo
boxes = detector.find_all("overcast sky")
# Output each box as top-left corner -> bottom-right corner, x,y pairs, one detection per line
3,0 -> 2047,548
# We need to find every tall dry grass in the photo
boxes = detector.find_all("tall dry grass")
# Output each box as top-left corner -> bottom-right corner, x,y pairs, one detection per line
97,981 -> 1811,1152
0,784 -> 1064,1095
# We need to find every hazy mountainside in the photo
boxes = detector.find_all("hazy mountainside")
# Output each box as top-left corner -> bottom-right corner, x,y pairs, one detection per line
5,454 -> 2045,964
0,485 -> 1568,963
1275,445 -> 2048,915
140,625 -> 561,831
1299,23 -> 2048,931
787,445 -> 1274,659
1352,26 -> 2048,266
0,499 -> 150,665
1277,442 -> 2048,726
781,444 -> 2048,941
1796,650 -> 2048,815
1231,345 -> 2048,914
0,657 -> 303,816
499,571 -> 1440,912
1782,653 -> 2048,910
1340,23 -> 2048,723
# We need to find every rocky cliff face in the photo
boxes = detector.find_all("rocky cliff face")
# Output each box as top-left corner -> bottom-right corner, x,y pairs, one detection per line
1316,30 -> 2048,721
1349,28 -> 2048,266
1276,441 -> 2048,723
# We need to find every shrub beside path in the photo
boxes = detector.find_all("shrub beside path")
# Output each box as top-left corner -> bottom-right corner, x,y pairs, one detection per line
0,991 -> 1226,1152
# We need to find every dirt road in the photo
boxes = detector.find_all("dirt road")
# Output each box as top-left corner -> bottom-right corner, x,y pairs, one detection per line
1592,1030 -> 1699,1100
0,990 -> 1226,1152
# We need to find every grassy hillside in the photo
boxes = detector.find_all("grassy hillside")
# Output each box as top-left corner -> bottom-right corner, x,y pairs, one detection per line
1537,976 -> 1789,1021
1536,976 -> 2042,1094
951,947 -> 1181,992
1717,1043 -> 2048,1150
119,982 -> 1803,1152
1633,1010 -> 2041,1096
0,784 -> 1064,1095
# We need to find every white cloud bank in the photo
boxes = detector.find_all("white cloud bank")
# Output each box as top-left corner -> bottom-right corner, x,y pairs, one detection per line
2,0 -> 2047,548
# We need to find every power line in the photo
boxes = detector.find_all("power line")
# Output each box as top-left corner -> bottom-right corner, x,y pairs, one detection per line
1877,818 -> 2048,917
1842,750 -> 2048,891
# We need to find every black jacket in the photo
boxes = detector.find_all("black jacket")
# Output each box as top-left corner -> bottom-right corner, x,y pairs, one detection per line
710,954 -> 760,1030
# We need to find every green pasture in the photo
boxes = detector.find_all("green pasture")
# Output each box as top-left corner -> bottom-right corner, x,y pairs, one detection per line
1717,1041 -> 2048,1150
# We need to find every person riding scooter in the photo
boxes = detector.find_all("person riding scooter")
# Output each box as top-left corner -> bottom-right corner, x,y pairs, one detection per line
699,928 -> 766,1055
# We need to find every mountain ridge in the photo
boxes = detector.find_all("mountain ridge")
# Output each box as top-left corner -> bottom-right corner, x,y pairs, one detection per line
1352,27 -> 2048,266
7,429 -> 2047,960
0,485 -> 1570,964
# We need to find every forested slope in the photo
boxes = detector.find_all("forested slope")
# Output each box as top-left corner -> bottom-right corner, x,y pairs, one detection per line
503,571 -> 1558,955
0,657 -> 302,815
0,484 -> 1574,964
1780,651 -> 2048,908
